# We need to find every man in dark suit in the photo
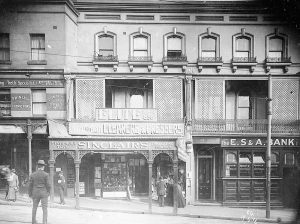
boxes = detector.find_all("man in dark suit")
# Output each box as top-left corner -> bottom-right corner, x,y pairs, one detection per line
28,160 -> 51,224
57,171 -> 66,205
156,176 -> 167,207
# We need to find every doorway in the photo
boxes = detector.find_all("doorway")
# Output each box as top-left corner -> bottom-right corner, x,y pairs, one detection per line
198,157 -> 212,199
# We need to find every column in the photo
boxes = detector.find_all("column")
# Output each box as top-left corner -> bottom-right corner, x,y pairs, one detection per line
48,159 -> 55,203
173,156 -> 178,215
148,161 -> 153,213
64,74 -> 75,122
27,119 -> 32,176
75,160 -> 80,209
13,147 -> 17,169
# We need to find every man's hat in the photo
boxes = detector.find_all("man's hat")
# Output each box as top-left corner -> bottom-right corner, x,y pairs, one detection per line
37,160 -> 46,166
11,169 -> 16,173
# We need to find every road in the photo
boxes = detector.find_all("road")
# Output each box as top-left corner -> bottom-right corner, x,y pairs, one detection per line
0,204 -> 249,224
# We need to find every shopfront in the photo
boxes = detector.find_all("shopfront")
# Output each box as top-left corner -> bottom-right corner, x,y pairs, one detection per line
220,137 -> 300,206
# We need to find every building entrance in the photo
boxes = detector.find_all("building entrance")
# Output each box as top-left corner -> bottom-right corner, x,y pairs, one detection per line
198,157 -> 212,199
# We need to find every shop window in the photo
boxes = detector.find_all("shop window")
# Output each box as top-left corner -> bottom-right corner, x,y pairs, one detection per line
32,89 -> 46,116
239,151 -> 251,177
271,152 -> 280,177
284,152 -> 294,166
225,151 -> 237,177
0,33 -> 10,61
30,34 -> 45,61
0,89 -> 11,116
105,79 -> 153,109
253,152 -> 265,177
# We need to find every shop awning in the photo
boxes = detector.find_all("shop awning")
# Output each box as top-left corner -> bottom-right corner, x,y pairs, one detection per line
48,120 -> 70,138
176,139 -> 188,162
0,125 -> 24,134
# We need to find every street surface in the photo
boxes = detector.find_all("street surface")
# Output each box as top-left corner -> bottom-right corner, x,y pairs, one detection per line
0,204 -> 248,224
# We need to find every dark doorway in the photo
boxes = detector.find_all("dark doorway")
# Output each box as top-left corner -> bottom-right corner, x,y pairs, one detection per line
283,167 -> 298,208
198,157 -> 212,199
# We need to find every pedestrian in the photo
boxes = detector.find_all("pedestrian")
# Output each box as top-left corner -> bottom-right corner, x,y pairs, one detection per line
156,176 -> 166,207
28,160 -> 51,224
6,168 -> 19,202
57,171 -> 66,205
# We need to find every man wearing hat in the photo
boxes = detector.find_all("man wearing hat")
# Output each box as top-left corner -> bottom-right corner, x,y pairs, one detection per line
57,170 -> 66,205
28,160 -> 51,224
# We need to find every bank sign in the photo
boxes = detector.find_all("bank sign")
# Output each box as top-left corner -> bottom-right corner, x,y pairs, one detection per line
221,137 -> 300,147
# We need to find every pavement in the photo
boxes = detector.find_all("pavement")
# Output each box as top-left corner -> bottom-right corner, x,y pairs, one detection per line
0,193 -> 296,224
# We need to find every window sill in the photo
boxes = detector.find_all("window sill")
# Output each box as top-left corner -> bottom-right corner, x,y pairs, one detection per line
197,57 -> 223,73
265,57 -> 291,73
0,60 -> 12,65
27,60 -> 47,65
128,56 -> 153,72
231,57 -> 257,73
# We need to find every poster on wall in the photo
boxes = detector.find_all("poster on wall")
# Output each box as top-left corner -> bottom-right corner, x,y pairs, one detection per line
79,182 -> 85,195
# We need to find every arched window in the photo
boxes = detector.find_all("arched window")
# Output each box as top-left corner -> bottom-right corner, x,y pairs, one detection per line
232,31 -> 254,61
266,32 -> 288,60
94,31 -> 117,58
201,36 -> 217,58
164,31 -> 186,59
130,32 -> 151,58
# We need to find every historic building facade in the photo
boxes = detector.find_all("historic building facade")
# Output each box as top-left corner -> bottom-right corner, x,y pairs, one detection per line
0,0 -> 299,209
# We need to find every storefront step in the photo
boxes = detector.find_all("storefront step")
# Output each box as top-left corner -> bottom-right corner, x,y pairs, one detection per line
193,200 -> 222,206
223,202 -> 283,208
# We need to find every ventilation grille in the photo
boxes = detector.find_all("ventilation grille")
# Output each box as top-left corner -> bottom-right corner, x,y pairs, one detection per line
272,80 -> 299,120
229,16 -> 258,22
160,15 -> 190,21
126,15 -> 154,20
76,79 -> 105,120
195,16 -> 224,21
85,14 -> 121,20
195,79 -> 224,119
155,79 -> 183,122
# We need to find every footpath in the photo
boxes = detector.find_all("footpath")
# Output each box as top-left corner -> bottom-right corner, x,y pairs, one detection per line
0,193 -> 296,224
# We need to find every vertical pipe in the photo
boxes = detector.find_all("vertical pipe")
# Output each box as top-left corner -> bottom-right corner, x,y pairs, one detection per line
13,147 -> 17,169
75,161 -> 80,209
27,119 -> 32,176
49,161 -> 55,203
173,160 -> 178,215
266,74 -> 272,218
148,162 -> 153,213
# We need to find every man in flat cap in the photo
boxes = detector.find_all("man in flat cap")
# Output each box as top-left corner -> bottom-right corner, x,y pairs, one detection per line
28,160 -> 51,224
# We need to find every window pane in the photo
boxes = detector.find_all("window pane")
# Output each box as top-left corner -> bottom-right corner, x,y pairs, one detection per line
167,50 -> 182,57
32,90 -> 46,102
225,164 -> 237,177
202,37 -> 216,51
0,34 -> 9,48
236,38 -> 250,51
237,108 -> 249,119
268,51 -> 282,58
168,36 -> 182,51
99,49 -> 114,57
33,103 -> 46,115
99,36 -> 113,51
0,89 -> 11,116
235,51 -> 249,58
253,152 -> 265,163
269,38 -> 283,51
254,164 -> 265,177
31,34 -> 45,48
133,50 -> 148,57
271,153 -> 279,163
240,164 -> 251,177
239,152 -> 251,163
31,49 -> 39,60
285,153 -> 294,165
226,153 -> 237,163
201,51 -> 216,58
134,36 -> 147,50
238,96 -> 250,107
130,95 -> 144,108
0,49 -> 10,61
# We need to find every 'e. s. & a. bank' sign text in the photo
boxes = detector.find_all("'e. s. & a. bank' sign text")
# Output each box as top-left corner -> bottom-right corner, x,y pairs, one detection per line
221,137 -> 299,147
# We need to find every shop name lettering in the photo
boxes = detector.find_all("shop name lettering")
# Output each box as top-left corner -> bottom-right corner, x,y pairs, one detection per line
0,80 -> 63,87
96,109 -> 157,121
69,123 -> 184,136
50,141 -> 174,150
222,138 -> 298,147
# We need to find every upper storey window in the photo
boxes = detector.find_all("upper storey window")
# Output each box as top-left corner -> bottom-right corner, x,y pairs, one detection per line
30,34 -> 45,61
0,33 -> 10,62
235,37 -> 251,58
0,89 -> 11,116
201,37 -> 216,58
98,35 -> 114,57
265,30 -> 291,72
167,35 -> 183,57
133,35 -> 149,57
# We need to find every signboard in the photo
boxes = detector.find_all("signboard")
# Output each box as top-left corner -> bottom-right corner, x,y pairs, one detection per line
79,182 -> 85,195
47,94 -> 66,111
69,122 -> 184,136
0,79 -> 64,88
96,108 -> 157,122
11,93 -> 31,111
221,137 -> 299,147
50,140 -> 176,151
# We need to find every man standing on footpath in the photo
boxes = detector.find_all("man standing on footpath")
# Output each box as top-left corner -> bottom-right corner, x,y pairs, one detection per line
28,160 -> 51,224
156,176 -> 167,207
58,171 -> 66,205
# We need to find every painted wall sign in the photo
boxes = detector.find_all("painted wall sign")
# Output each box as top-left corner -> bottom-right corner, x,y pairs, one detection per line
68,122 -> 184,136
221,137 -> 299,147
11,93 -> 31,111
0,79 -> 64,88
50,140 -> 176,151
47,94 -> 66,111
95,108 -> 157,122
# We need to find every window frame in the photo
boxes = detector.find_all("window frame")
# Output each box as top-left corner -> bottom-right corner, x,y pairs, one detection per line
0,33 -> 10,62
198,32 -> 220,59
163,32 -> 186,58
94,31 -> 117,58
32,89 -> 47,116
129,32 -> 151,58
30,34 -> 45,61
266,32 -> 288,59
0,89 -> 11,116
236,88 -> 253,120
232,32 -> 254,59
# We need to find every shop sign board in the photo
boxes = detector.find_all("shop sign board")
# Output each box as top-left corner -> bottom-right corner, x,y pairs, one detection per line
79,182 -> 85,195
221,137 -> 300,147
11,93 -> 31,111
50,140 -> 176,151
0,79 -> 64,88
95,108 -> 157,122
68,122 -> 184,136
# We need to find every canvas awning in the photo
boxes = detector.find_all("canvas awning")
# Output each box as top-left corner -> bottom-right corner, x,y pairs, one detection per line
0,125 -> 24,134
48,120 -> 70,138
